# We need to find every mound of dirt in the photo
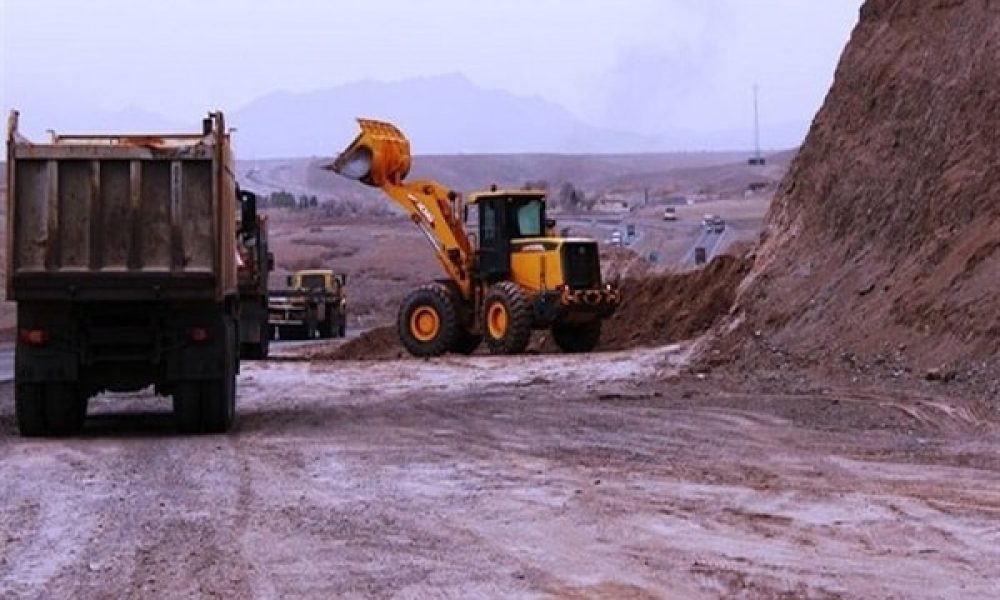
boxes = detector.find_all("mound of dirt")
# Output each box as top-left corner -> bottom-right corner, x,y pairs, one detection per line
316,326 -> 405,361
530,254 -> 753,353
719,0 -> 1000,375
308,254 -> 751,361
603,255 -> 753,350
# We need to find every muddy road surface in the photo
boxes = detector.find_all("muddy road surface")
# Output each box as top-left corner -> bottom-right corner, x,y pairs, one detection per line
1,345 -> 999,598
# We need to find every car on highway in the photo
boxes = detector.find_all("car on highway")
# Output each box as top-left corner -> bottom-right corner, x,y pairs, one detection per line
610,230 -> 623,246
702,214 -> 725,234
663,207 -> 677,221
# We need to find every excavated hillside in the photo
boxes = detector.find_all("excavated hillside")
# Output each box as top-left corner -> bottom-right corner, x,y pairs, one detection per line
720,0 -> 1000,376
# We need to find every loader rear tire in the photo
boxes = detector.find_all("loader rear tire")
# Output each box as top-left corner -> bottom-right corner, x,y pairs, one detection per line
484,282 -> 532,355
551,321 -> 602,353
398,283 -> 459,357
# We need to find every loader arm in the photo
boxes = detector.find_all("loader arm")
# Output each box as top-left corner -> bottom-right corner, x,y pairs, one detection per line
327,119 -> 474,297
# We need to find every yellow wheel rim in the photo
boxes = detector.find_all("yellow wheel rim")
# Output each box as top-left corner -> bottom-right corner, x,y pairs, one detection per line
487,302 -> 508,339
410,306 -> 440,342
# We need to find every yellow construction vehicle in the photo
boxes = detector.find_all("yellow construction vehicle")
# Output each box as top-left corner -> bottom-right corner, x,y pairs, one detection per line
328,119 -> 620,356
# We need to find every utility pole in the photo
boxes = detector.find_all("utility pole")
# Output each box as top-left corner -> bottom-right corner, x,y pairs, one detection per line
749,84 -> 766,166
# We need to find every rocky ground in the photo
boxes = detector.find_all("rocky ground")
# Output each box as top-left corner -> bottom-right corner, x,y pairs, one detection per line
2,343 -> 998,599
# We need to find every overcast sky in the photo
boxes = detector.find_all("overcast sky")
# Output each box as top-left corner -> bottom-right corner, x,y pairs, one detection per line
1,0 -> 862,141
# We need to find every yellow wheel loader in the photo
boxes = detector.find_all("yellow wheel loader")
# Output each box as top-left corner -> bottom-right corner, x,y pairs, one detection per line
327,119 -> 620,356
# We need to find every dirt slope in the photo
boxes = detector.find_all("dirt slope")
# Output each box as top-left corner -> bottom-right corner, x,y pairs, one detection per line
721,0 -> 1000,375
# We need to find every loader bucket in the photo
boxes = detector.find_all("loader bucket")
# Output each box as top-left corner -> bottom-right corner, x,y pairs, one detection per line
326,118 -> 411,187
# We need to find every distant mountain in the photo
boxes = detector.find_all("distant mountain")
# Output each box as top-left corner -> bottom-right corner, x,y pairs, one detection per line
229,74 -> 809,158
5,74 -> 809,157
230,74 -> 645,157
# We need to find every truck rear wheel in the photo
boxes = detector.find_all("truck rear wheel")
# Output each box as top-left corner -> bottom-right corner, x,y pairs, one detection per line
173,382 -> 203,434
173,317 -> 237,434
551,321 -> 602,353
46,384 -> 88,436
15,383 -> 47,437
398,283 -> 459,357
15,382 -> 87,437
483,282 -> 532,355
241,321 -> 269,359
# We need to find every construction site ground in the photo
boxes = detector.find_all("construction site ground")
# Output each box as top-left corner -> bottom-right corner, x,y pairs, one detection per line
2,342 -> 998,598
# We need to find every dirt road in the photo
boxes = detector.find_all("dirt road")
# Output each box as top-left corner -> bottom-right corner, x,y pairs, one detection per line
1,345 -> 999,598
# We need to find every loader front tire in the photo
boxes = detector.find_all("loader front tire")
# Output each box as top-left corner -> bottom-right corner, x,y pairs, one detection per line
484,282 -> 532,355
398,284 -> 459,357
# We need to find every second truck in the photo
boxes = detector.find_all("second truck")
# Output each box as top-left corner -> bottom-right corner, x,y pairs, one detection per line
268,269 -> 347,340
329,119 -> 620,357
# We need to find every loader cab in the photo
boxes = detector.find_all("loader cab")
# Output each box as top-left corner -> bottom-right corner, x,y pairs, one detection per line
467,190 -> 547,282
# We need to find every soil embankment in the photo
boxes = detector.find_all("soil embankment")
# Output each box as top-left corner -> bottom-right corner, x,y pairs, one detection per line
716,0 -> 1000,378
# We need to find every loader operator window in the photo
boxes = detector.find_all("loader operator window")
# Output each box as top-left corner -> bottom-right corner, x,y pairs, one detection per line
482,203 -> 498,243
513,198 -> 544,238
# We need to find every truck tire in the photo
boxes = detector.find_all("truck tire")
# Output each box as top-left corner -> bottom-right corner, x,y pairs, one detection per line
241,321 -> 269,360
483,282 -> 532,355
173,317 -> 237,434
44,383 -> 87,437
319,307 -> 334,339
551,321 -> 602,353
450,331 -> 482,355
200,362 -> 236,434
15,383 -> 47,437
398,283 -> 459,357
15,382 -> 87,437
209,316 -> 238,433
173,382 -> 203,434
257,322 -> 270,358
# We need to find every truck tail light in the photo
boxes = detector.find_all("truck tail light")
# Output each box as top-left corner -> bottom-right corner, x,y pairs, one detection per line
188,327 -> 212,343
19,328 -> 50,347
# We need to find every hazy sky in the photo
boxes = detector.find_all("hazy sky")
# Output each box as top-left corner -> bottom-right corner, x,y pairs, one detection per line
1,0 -> 862,138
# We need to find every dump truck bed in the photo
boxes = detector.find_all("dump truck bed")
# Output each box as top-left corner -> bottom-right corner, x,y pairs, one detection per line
5,111 -> 238,302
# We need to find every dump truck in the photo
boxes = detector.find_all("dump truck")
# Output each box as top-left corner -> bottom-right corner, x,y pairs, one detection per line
268,269 -> 347,340
6,110 -> 242,436
329,119 -> 620,356
236,188 -> 273,359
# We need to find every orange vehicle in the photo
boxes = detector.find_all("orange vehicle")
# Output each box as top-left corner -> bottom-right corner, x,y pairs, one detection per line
329,119 -> 620,357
